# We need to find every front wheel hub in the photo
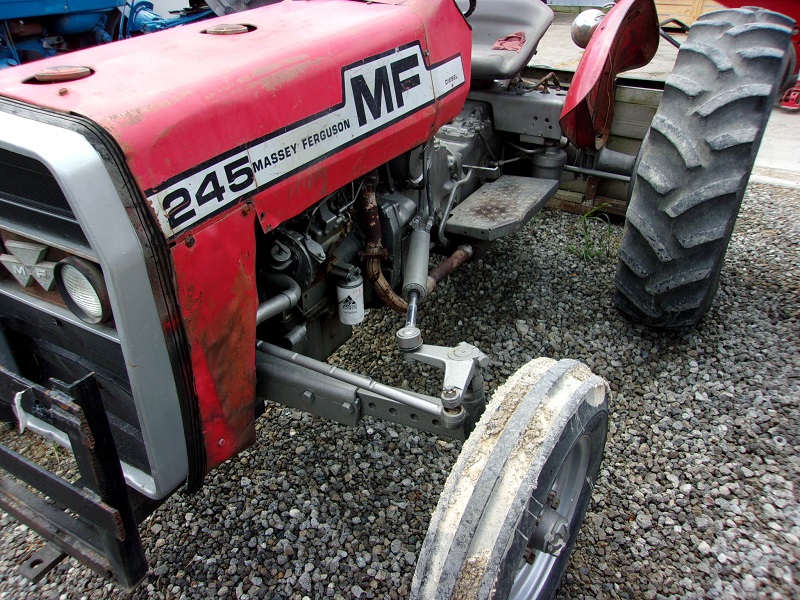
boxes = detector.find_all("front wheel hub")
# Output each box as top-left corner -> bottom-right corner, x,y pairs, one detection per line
529,505 -> 571,557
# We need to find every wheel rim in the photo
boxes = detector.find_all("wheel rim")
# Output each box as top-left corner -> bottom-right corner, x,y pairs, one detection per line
509,434 -> 592,599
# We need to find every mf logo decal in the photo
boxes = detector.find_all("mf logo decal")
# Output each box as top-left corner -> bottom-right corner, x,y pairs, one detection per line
0,240 -> 56,290
146,43 -> 465,239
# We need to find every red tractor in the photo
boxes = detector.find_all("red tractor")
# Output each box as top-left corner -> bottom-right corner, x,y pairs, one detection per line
0,0 -> 793,596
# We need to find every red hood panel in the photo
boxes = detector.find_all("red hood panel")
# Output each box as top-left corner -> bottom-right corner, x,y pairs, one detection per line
0,0 -> 470,239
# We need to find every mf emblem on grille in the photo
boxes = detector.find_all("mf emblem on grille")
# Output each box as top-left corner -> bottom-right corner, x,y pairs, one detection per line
0,241 -> 56,291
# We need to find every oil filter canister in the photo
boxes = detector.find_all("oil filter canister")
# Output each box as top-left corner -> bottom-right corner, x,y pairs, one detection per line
337,274 -> 364,325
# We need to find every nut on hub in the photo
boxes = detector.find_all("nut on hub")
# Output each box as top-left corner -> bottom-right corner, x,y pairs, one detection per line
530,505 -> 570,557
440,386 -> 461,408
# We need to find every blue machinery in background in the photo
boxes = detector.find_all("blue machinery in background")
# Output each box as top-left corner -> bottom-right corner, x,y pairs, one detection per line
0,0 -> 212,68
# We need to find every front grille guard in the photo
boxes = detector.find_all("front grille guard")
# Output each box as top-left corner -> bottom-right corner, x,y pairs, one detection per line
0,364 -> 149,588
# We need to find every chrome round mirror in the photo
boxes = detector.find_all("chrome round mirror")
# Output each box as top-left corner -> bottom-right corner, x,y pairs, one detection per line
571,9 -> 605,49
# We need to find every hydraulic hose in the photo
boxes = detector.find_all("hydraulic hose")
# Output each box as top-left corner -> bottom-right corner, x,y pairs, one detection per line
359,175 -> 476,314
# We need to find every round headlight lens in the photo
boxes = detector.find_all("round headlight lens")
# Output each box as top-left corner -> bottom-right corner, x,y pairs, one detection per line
55,257 -> 111,324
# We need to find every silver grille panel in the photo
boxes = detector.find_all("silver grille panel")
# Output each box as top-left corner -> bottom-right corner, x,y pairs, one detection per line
0,109 -> 189,499
0,147 -> 89,248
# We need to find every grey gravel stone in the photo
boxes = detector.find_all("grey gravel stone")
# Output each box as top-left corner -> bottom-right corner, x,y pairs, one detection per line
0,184 -> 798,600
635,514 -> 653,531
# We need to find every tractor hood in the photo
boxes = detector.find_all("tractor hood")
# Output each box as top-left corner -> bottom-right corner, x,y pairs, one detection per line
0,0 -> 471,241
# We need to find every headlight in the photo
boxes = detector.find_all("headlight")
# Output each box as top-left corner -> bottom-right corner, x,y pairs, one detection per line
55,257 -> 112,324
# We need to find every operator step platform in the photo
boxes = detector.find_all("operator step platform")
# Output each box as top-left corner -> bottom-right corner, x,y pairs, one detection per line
444,175 -> 559,241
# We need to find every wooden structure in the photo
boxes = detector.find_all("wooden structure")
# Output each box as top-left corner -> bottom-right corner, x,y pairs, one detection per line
656,0 -> 723,23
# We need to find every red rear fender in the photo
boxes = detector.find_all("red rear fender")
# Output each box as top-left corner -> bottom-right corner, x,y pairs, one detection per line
560,0 -> 660,149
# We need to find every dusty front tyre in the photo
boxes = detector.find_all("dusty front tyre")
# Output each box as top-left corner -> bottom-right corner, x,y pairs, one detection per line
411,358 -> 609,600
614,8 -> 794,328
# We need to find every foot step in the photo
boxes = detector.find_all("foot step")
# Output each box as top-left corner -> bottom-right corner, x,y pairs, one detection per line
444,175 -> 558,242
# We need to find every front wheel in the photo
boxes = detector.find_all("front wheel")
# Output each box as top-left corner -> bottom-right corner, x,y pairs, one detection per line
411,358 -> 609,599
614,7 -> 794,328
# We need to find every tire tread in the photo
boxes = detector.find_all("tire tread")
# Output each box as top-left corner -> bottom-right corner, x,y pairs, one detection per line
411,360 -> 609,600
614,7 -> 792,328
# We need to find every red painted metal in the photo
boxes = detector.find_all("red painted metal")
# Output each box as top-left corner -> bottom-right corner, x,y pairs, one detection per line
559,0 -> 660,149
0,0 -> 471,472
0,1 -> 470,231
171,207 -> 257,471
716,1 -> 799,74
780,81 -> 800,110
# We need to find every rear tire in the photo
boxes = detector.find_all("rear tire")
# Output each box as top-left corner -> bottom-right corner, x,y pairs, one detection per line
411,358 -> 609,599
614,8 -> 793,328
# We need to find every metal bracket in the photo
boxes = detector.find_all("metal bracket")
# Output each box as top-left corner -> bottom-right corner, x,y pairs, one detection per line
256,349 -> 362,428
19,543 -> 67,583
358,388 -> 465,439
0,365 -> 149,588
403,342 -> 489,408
659,17 -> 689,49
256,342 -> 468,439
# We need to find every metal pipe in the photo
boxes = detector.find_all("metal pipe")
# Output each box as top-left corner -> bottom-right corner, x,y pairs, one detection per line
437,169 -> 473,246
256,274 -> 302,325
360,171 -> 474,314
427,245 -> 474,294
366,260 -> 408,313
659,29 -> 682,50
426,170 -> 435,222
360,171 -> 408,313
563,165 -> 631,183
411,144 -> 427,219
257,341 -> 443,417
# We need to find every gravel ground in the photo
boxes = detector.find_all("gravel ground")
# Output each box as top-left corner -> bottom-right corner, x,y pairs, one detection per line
0,182 -> 798,599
